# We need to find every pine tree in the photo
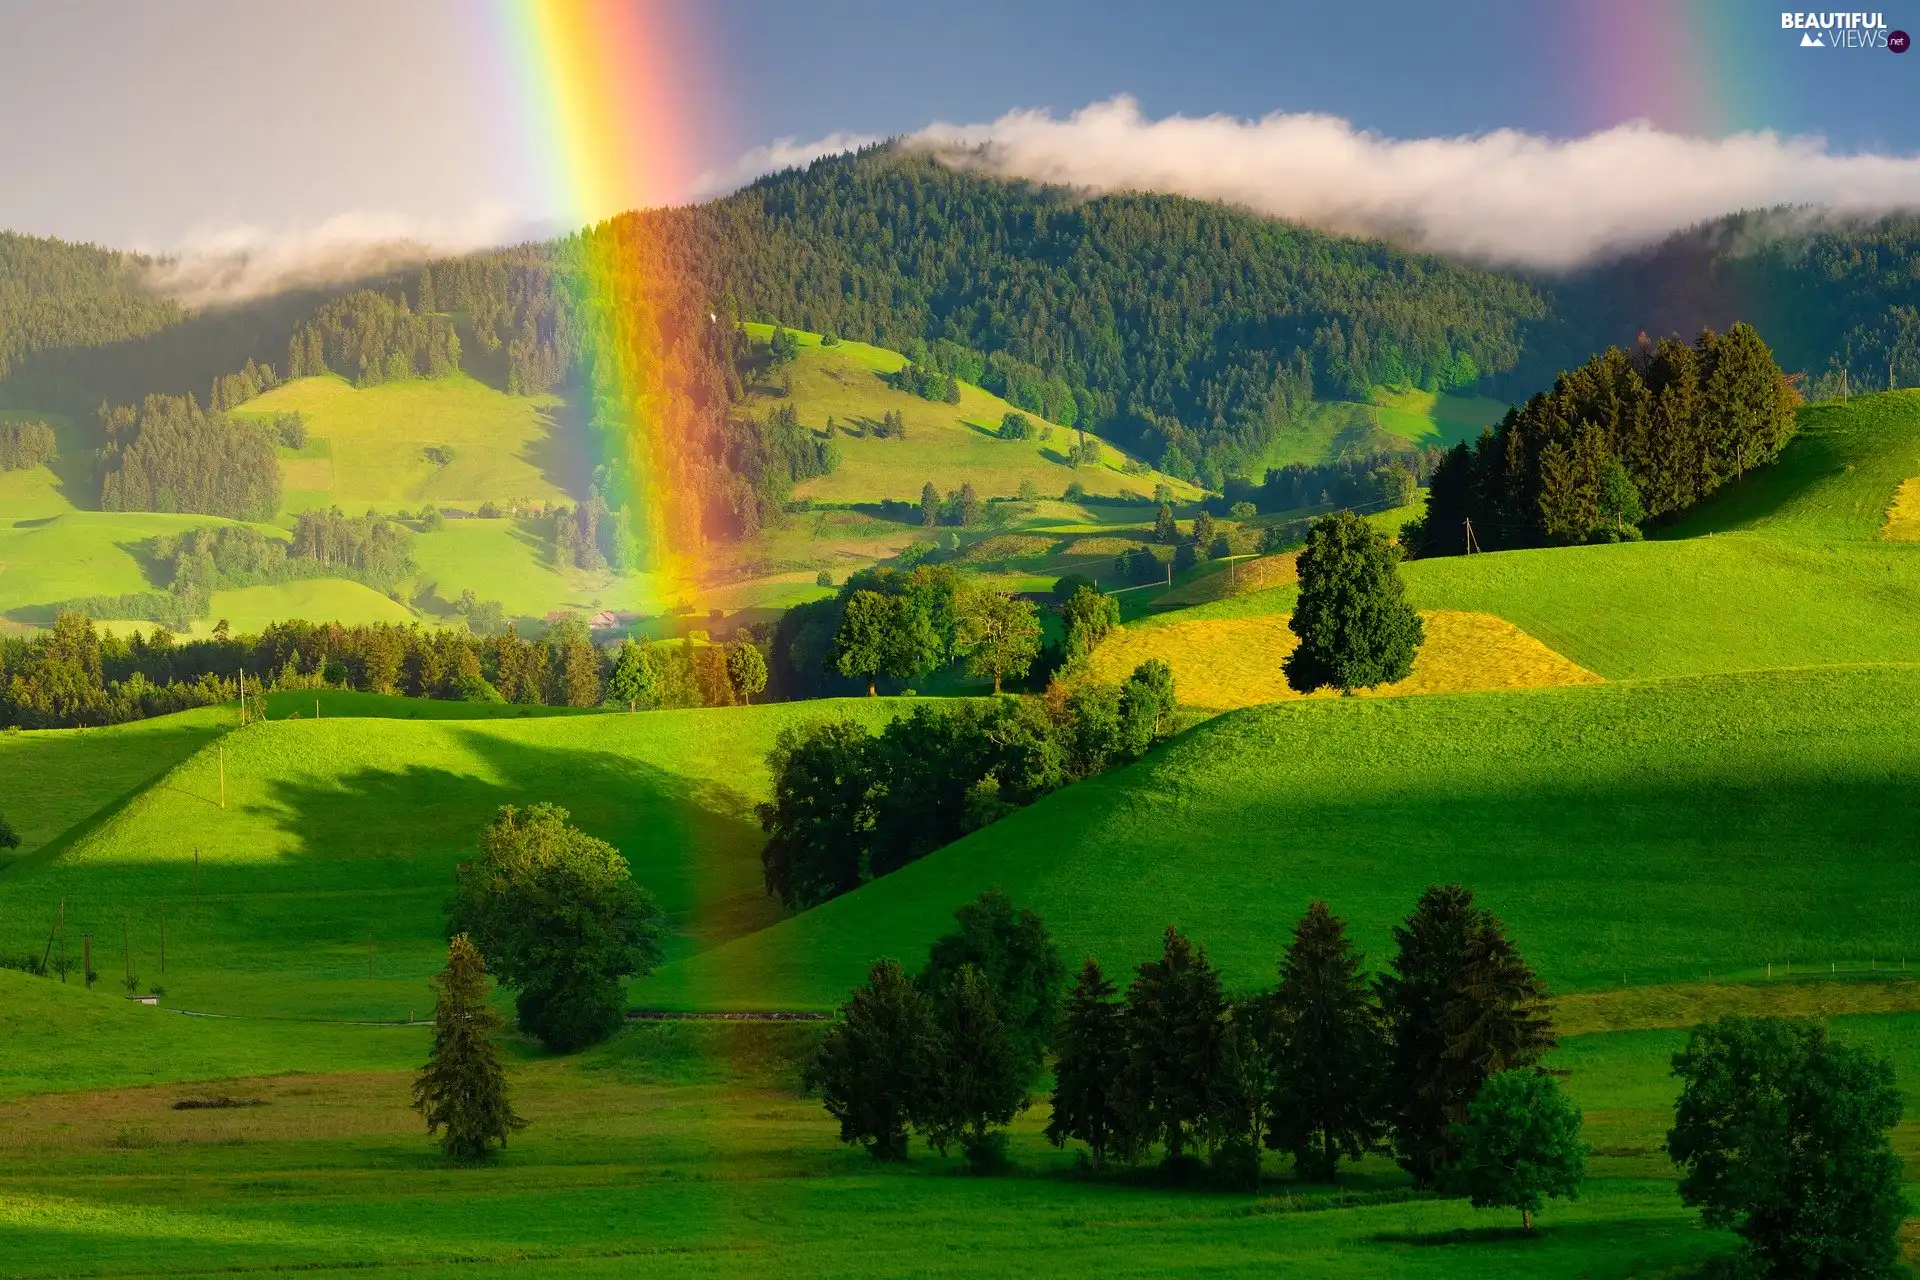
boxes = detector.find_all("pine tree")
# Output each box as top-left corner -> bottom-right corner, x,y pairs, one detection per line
921,481 -> 940,528
1377,885 -> 1555,1187
1153,503 -> 1178,544
412,935 -> 525,1160
808,958 -> 934,1161
921,964 -> 1030,1170
1267,902 -> 1384,1181
1047,958 -> 1129,1170
1121,926 -> 1227,1164
1190,509 -> 1216,559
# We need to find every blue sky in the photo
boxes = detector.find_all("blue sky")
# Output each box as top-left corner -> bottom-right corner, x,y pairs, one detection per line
0,0 -> 1916,253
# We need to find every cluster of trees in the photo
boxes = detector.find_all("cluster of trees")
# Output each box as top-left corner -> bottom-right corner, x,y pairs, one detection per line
917,481 -> 985,528
286,290 -> 462,384
0,231 -> 183,382
1252,448 -> 1436,516
816,886 -> 1577,1217
719,403 -> 840,536
551,492 -> 624,571
758,663 -> 1174,909
96,393 -> 281,521
1409,325 -> 1799,555
0,419 -> 56,470
770,564 -> 1016,700
205,357 -> 281,412
0,611 -> 771,729
888,361 -> 961,403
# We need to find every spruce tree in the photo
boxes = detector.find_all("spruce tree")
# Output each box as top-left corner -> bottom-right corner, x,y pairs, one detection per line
1190,509 -> 1217,559
808,958 -> 933,1161
920,481 -> 940,527
1377,885 -> 1555,1187
1284,510 -> 1425,693
412,935 -> 524,1161
921,965 -> 1030,1170
919,887 -> 1063,1085
1121,926 -> 1227,1165
1046,958 -> 1129,1170
1267,902 -> 1384,1182
1153,503 -> 1178,544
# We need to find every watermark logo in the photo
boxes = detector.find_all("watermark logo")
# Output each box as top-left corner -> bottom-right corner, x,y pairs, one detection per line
1780,11 -> 1897,48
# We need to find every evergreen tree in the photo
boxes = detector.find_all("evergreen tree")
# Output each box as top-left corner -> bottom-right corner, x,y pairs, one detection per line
1377,885 -> 1555,1187
920,887 -> 1064,1086
1448,1070 -> 1587,1233
1121,926 -> 1228,1165
921,481 -> 940,527
920,964 -> 1030,1170
809,958 -> 934,1161
1284,511 -> 1425,693
1267,902 -> 1384,1182
1046,958 -> 1130,1170
1190,509 -> 1217,559
412,935 -> 525,1160
957,481 -> 984,526
1669,1016 -> 1908,1277
1153,503 -> 1178,544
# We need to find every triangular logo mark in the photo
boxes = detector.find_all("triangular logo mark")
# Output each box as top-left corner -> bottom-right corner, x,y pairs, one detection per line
1800,31 -> 1825,45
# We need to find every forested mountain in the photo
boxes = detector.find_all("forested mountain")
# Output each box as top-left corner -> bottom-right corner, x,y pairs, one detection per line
4,144 -> 1920,535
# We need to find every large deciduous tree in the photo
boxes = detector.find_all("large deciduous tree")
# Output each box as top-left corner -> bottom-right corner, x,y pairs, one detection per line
1448,1069 -> 1587,1232
1284,511 -> 1424,694
1668,1015 -> 1907,1277
919,886 -> 1064,1086
953,588 -> 1042,695
756,718 -> 877,908
448,803 -> 664,1051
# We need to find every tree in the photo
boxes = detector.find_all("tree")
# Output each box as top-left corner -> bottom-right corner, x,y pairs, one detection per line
1121,926 -> 1228,1164
831,589 -> 938,696
1668,1016 -> 1908,1277
953,589 -> 1042,694
920,481 -> 940,528
769,324 -> 799,364
1060,585 -> 1120,664
724,638 -> 768,704
920,887 -> 1064,1085
1047,958 -> 1130,1170
1118,658 -> 1177,751
605,638 -> 657,712
1378,885 -> 1555,1187
1267,902 -> 1384,1182
1153,503 -> 1178,544
956,482 -> 984,527
757,719 -> 877,908
448,804 -> 665,1051
808,958 -> 934,1161
1448,1070 -> 1586,1232
1284,510 -> 1425,694
999,411 -> 1034,440
1190,509 -> 1217,560
921,964 -> 1030,1170
412,935 -> 525,1160
0,810 -> 17,852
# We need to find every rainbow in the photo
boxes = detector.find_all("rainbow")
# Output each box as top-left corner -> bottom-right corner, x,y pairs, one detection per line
1565,0 -> 1768,138
491,0 -> 723,615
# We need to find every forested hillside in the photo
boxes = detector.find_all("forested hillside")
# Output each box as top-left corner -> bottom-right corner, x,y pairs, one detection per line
0,232 -> 183,379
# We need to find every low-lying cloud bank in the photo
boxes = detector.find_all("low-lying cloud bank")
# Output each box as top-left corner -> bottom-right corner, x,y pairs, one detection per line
903,97 -> 1920,269
142,207 -> 536,308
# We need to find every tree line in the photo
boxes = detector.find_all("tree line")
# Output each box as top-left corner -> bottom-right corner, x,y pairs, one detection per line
1409,324 -> 1799,555
0,612 -> 769,729
759,664 -> 1174,909
286,290 -> 462,385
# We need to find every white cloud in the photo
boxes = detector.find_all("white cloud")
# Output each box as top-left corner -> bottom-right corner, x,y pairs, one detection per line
902,96 -> 1920,269
142,206 -> 538,307
691,131 -> 883,200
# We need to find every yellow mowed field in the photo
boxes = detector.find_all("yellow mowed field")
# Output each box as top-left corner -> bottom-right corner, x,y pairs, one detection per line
1883,476 -> 1920,540
1087,608 -> 1602,709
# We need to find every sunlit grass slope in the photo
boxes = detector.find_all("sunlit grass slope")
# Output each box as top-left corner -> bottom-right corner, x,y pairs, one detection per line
739,324 -> 1201,503
0,510 -> 283,625
1087,610 -> 1599,710
1255,389 -> 1507,468
232,373 -> 583,509
0,700 -> 913,1019
0,706 -> 230,861
658,665 -> 1920,1010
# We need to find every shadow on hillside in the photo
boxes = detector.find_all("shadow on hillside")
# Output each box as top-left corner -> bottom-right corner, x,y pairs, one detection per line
520,397 -> 593,502
249,726 -> 781,956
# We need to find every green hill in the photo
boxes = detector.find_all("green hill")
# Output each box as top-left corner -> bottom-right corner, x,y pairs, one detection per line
0,699 -> 914,1019
656,665 -> 1920,1011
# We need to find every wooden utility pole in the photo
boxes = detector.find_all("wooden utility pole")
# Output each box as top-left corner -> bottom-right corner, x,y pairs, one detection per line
1463,518 -> 1481,555
82,933 -> 92,988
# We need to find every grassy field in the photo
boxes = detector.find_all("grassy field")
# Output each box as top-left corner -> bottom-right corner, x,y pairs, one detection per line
0,700 -> 915,1019
739,325 -> 1201,504
1087,609 -> 1599,710
1254,389 -> 1507,469
231,374 -> 583,510
10,961 -> 1920,1277
0,510 -> 282,626
659,665 -> 1920,1011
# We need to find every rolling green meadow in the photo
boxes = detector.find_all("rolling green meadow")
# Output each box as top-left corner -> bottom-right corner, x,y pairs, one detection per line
6,381 -> 1920,1273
